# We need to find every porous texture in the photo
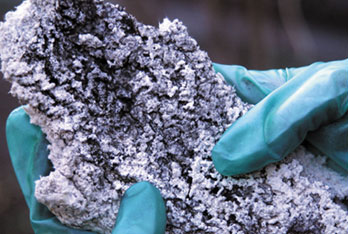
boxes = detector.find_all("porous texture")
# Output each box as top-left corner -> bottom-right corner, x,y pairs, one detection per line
1,0 -> 347,233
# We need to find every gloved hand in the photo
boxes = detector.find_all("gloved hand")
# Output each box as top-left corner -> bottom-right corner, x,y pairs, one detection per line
212,59 -> 348,176
6,106 -> 166,234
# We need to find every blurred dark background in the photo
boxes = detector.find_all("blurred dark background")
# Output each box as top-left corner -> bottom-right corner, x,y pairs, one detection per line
0,0 -> 347,233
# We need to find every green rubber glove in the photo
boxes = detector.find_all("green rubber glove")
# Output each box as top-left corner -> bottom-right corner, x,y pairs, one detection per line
6,106 -> 166,234
212,59 -> 348,176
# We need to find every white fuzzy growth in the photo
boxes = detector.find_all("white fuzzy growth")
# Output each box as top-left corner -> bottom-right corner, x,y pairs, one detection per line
159,18 -> 173,33
0,0 -> 347,233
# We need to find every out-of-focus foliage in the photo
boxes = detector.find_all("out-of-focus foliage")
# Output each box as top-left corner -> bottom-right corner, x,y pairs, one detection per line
113,0 -> 348,68
0,0 -> 346,233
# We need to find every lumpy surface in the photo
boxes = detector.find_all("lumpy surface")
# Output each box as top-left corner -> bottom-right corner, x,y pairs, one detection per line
0,1 -> 347,233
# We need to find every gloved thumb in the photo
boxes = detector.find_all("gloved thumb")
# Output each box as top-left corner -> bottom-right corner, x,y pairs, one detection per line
112,181 -> 166,234
212,60 -> 348,176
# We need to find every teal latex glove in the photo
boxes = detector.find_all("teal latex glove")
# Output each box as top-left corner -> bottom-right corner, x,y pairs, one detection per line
212,59 -> 348,176
6,106 -> 166,234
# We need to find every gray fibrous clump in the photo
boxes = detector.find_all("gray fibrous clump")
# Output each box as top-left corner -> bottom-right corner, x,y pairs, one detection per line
1,0 -> 347,233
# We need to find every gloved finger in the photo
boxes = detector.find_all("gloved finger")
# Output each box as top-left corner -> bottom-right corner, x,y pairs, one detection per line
213,63 -> 289,104
6,106 -> 47,206
326,158 -> 348,176
112,181 -> 166,234
306,111 -> 348,173
213,60 -> 347,104
6,106 -> 93,234
212,60 -> 348,176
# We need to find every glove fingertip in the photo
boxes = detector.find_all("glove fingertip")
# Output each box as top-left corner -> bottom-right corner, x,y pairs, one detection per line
113,182 -> 166,234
